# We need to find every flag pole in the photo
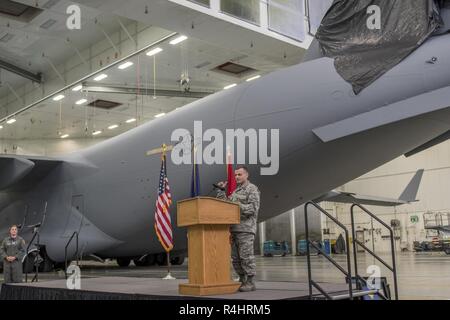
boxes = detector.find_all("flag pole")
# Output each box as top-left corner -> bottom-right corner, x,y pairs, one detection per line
193,144 -> 197,197
161,143 -> 175,280
163,250 -> 175,280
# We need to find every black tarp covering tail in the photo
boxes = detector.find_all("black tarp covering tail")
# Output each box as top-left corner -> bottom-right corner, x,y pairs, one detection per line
315,0 -> 449,94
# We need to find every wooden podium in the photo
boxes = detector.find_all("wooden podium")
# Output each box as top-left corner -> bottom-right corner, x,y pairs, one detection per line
177,197 -> 241,296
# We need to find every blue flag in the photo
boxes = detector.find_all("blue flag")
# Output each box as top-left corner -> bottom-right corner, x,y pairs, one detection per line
190,163 -> 200,197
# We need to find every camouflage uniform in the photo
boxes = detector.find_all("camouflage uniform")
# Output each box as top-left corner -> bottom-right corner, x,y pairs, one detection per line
217,181 -> 260,278
0,236 -> 26,283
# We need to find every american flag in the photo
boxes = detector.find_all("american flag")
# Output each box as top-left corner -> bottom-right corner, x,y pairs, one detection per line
154,154 -> 173,252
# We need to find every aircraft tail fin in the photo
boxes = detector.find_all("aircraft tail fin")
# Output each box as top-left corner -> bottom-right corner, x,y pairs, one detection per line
398,169 -> 424,202
314,169 -> 424,206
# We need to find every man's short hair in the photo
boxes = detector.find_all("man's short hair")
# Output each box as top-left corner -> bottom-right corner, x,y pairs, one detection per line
235,165 -> 249,173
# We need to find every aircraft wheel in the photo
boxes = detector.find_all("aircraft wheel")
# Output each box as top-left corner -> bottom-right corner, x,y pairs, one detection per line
38,256 -> 54,272
146,254 -> 156,266
116,258 -> 131,267
170,256 -> 185,265
156,253 -> 167,266
23,252 -> 38,274
133,258 -> 146,267
53,261 -> 67,271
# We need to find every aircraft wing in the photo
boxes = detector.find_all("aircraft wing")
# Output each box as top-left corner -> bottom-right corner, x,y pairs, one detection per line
312,86 -> 450,142
0,155 -> 63,192
405,130 -> 450,157
314,169 -> 424,207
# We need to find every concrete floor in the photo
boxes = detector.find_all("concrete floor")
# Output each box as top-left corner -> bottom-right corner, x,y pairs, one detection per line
4,252 -> 450,300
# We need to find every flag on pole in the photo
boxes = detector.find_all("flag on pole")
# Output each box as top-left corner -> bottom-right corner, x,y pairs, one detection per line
154,150 -> 173,252
226,149 -> 237,197
190,146 -> 200,197
190,163 -> 200,197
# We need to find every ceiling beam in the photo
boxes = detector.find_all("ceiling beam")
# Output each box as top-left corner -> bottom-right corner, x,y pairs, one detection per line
82,84 -> 214,99
0,32 -> 178,124
4,82 -> 24,106
0,60 -> 42,83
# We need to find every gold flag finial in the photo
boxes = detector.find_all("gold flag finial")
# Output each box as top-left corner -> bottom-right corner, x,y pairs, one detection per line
162,144 -> 167,158
146,143 -> 174,157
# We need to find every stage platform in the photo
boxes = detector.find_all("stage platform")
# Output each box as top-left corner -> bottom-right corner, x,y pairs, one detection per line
0,277 -> 350,300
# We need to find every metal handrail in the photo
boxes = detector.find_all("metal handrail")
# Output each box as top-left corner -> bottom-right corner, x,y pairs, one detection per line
24,230 -> 40,283
350,203 -> 399,300
64,231 -> 79,279
305,201 -> 353,300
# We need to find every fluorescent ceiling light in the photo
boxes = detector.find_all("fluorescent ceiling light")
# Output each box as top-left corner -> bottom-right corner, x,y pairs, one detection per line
118,61 -> 133,70
92,130 -> 102,136
246,75 -> 261,82
60,134 -> 69,139
224,84 -> 237,90
72,85 -> 83,92
75,99 -> 87,105
146,47 -> 163,57
53,94 -> 65,101
0,125 -> 3,129
154,113 -> 166,118
170,35 -> 188,45
108,124 -> 119,130
94,74 -> 108,81
126,118 -> 136,123
6,119 -> 16,124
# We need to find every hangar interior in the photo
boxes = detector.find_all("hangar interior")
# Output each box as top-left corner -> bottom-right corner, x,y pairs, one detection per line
0,0 -> 449,300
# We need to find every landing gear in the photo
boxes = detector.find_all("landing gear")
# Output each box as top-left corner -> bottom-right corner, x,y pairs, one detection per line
23,251 -> 40,274
155,253 -> 185,266
170,256 -> 185,265
133,254 -> 156,267
156,253 -> 167,266
133,258 -> 146,267
118,253 -> 184,267
38,256 -> 54,272
37,248 -> 54,272
53,262 -> 67,271
116,258 -> 131,267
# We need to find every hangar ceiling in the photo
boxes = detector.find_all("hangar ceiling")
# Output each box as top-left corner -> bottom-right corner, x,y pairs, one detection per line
0,0 -> 307,142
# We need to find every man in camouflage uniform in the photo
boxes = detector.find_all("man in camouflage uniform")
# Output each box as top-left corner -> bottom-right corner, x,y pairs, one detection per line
217,166 -> 260,292
0,225 -> 26,283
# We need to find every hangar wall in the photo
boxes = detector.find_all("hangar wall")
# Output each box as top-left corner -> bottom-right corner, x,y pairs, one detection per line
330,140 -> 450,253
255,205 -> 321,255
260,140 -> 450,255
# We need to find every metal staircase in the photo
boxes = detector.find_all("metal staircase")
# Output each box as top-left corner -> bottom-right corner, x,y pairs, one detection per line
424,212 -> 450,233
350,204 -> 398,300
24,223 -> 42,283
304,201 -> 396,300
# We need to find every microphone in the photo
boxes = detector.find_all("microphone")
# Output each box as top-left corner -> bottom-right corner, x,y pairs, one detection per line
207,185 -> 221,197
212,183 -> 225,191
